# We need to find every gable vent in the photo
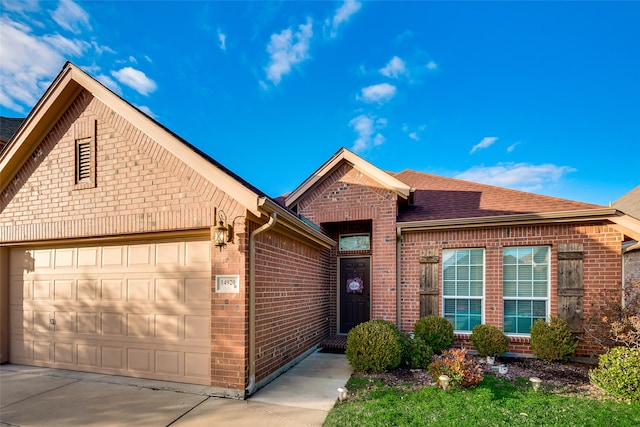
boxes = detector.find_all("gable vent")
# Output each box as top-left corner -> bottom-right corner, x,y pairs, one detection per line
76,138 -> 92,182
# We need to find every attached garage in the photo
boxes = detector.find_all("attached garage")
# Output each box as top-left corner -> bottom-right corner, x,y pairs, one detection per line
8,238 -> 212,385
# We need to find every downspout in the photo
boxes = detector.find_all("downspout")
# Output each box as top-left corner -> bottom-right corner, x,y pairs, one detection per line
396,226 -> 402,331
245,212 -> 277,397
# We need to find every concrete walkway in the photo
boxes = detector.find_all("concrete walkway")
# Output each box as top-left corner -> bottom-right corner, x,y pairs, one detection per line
0,350 -> 351,427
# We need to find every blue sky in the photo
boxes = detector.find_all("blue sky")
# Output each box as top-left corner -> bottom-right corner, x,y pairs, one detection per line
1,0 -> 638,206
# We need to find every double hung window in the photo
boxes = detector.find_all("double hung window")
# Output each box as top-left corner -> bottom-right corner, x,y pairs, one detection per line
503,246 -> 550,334
442,249 -> 484,332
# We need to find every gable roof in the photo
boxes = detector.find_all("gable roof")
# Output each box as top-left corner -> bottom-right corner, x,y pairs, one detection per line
0,117 -> 24,154
285,147 -> 412,208
613,185 -> 640,221
0,62 -> 265,216
0,62 -> 334,248
394,169 -> 605,222
392,169 -> 640,240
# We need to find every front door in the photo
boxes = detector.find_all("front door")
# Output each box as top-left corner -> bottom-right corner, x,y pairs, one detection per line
339,257 -> 370,333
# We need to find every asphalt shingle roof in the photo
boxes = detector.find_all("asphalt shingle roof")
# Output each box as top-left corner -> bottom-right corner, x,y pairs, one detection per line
393,169 -> 604,223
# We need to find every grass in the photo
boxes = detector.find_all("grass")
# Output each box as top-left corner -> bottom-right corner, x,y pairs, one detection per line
324,375 -> 640,426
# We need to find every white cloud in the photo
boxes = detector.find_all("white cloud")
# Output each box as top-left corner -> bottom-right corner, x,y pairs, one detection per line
426,60 -> 438,70
91,40 -> 116,55
95,74 -> 121,94
349,114 -> 387,153
0,17 -> 67,112
507,141 -> 520,153
470,136 -> 498,154
264,18 -> 313,85
111,67 -> 157,96
51,0 -> 90,34
409,132 -> 419,141
326,0 -> 361,38
455,163 -> 577,192
42,34 -> 89,56
218,29 -> 227,50
380,56 -> 407,78
135,104 -> 156,119
358,83 -> 396,104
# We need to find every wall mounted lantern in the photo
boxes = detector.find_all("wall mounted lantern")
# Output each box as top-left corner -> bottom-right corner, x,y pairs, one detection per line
213,208 -> 234,251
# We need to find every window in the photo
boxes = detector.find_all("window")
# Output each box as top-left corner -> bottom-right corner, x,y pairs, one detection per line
442,248 -> 484,332
339,234 -> 370,251
503,246 -> 549,335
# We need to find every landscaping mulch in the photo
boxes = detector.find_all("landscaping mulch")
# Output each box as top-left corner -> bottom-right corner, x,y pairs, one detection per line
357,355 -> 607,399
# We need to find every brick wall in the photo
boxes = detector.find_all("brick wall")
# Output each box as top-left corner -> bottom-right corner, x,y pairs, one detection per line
0,90 -> 243,241
400,223 -> 623,357
253,228 -> 331,382
296,163 -> 399,326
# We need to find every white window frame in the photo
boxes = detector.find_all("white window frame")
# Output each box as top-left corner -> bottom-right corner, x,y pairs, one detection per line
502,246 -> 550,336
442,248 -> 485,333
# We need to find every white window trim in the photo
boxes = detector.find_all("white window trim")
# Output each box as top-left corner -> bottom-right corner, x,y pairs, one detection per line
502,245 -> 551,337
442,248 -> 486,333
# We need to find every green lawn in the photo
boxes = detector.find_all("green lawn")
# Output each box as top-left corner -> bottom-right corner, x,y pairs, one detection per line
324,375 -> 640,426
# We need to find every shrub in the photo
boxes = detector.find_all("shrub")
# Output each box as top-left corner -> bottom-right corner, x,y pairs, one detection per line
590,346 -> 640,401
399,332 -> 434,369
346,320 -> 402,372
585,280 -> 640,349
470,324 -> 509,357
414,316 -> 454,354
428,348 -> 483,389
530,317 -> 578,362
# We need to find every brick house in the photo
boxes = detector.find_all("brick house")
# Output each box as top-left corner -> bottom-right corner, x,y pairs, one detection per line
1,63 -> 639,397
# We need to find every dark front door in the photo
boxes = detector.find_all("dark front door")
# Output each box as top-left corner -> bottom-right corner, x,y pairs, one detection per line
340,257 -> 370,333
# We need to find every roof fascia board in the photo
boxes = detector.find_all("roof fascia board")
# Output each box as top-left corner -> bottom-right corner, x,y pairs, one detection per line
1,68 -> 81,194
608,214 -> 640,242
259,197 -> 335,249
67,65 -> 261,216
285,147 -> 411,207
398,208 -> 620,232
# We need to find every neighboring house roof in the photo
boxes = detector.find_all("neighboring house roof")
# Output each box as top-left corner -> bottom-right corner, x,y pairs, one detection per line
285,147 -> 412,208
0,117 -> 25,154
613,185 -> 640,221
393,169 -> 604,223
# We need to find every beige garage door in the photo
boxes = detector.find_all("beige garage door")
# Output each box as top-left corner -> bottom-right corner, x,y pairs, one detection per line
9,239 -> 212,385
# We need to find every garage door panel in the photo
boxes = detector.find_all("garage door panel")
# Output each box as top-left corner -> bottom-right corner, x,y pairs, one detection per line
34,341 -> 52,362
127,278 -> 152,301
54,342 -> 74,364
102,312 -> 124,336
77,343 -> 98,367
101,279 -> 124,301
127,313 -> 152,337
156,278 -> 181,302
102,246 -> 125,267
78,312 -> 98,334
78,280 -> 98,300
9,240 -> 212,385
54,280 -> 74,300
77,247 -> 98,267
55,248 -> 74,268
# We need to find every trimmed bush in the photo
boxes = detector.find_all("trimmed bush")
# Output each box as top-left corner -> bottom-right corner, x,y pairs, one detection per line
428,348 -> 483,389
414,316 -> 454,354
399,332 -> 434,369
530,317 -> 578,362
346,320 -> 402,372
590,346 -> 640,401
470,324 -> 509,357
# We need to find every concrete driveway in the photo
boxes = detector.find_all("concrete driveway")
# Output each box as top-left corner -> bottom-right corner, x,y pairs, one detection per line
0,350 -> 351,427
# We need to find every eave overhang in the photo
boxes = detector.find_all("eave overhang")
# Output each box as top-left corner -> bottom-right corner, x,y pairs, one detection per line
258,197 -> 335,249
398,208 -> 640,241
285,147 -> 411,208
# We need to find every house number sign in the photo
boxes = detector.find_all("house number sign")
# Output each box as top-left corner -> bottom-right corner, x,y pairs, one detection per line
215,275 -> 240,293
